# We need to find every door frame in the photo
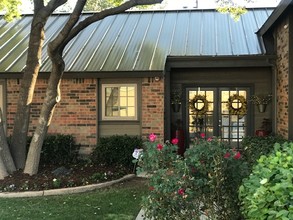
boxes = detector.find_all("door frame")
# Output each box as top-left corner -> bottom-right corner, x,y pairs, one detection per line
182,84 -> 254,148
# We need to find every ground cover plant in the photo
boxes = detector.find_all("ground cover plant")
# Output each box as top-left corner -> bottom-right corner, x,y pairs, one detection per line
0,177 -> 147,220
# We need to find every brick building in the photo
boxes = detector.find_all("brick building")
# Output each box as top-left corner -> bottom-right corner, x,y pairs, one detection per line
0,0 -> 292,154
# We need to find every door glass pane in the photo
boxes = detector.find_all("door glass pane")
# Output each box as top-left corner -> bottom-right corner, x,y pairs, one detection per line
220,90 -> 247,148
187,87 -> 249,148
188,88 -> 214,142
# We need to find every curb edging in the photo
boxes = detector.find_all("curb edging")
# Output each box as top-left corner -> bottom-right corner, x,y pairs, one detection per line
0,174 -> 136,198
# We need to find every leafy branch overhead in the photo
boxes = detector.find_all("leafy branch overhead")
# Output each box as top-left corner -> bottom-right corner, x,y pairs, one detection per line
216,0 -> 254,20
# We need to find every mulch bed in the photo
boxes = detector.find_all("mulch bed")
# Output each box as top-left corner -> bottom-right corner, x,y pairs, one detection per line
0,163 -> 132,192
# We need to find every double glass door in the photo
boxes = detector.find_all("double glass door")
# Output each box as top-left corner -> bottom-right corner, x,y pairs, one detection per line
187,87 -> 250,147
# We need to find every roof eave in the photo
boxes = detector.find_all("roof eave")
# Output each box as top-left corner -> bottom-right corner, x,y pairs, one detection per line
257,0 -> 293,36
166,55 -> 276,69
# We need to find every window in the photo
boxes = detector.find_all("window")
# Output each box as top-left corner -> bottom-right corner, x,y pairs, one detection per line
102,84 -> 137,120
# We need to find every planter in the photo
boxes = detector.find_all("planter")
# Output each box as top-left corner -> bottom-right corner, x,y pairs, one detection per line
257,104 -> 266,113
172,103 -> 181,113
255,130 -> 269,137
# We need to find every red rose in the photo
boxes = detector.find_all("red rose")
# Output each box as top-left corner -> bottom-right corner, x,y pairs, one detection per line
171,138 -> 179,145
224,152 -> 231,158
234,152 -> 241,160
157,144 -> 163,151
178,188 -> 185,195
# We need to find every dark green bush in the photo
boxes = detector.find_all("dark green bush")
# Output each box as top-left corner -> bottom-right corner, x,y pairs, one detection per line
27,134 -> 79,165
241,135 -> 286,170
91,135 -> 143,169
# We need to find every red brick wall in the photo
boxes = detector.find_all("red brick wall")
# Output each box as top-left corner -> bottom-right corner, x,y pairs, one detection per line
275,17 -> 290,138
6,77 -> 165,150
141,77 -> 164,142
6,78 -> 97,150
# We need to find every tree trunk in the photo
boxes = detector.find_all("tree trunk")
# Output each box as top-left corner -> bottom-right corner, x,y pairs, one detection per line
0,156 -> 8,180
24,55 -> 64,175
0,108 -> 16,174
10,16 -> 46,169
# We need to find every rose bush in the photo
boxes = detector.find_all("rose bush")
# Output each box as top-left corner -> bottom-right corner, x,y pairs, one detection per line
136,134 -> 249,220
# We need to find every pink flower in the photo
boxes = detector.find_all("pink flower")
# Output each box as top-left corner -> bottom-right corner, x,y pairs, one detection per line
149,133 -> 157,142
149,186 -> 155,191
178,188 -> 185,195
234,152 -> 241,160
207,137 -> 212,142
157,144 -> 163,151
224,152 -> 231,159
171,138 -> 179,145
200,133 -> 205,139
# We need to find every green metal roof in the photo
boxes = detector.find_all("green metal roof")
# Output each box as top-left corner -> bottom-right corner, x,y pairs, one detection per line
0,8 -> 273,73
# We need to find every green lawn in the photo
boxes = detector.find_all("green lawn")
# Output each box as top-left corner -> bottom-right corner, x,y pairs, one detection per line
0,178 -> 147,220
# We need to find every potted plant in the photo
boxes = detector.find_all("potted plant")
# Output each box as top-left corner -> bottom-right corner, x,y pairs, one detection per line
171,89 -> 182,112
255,118 -> 271,137
249,94 -> 272,113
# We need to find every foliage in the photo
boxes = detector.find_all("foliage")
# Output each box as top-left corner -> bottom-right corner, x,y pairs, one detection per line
92,135 -> 143,169
83,0 -> 124,11
241,135 -> 286,171
0,0 -> 21,21
27,134 -> 79,165
137,134 -> 249,219
189,94 -> 209,115
249,94 -> 272,105
227,94 -> 247,116
239,142 -> 293,220
171,89 -> 182,104
216,0 -> 252,20
0,178 -> 147,219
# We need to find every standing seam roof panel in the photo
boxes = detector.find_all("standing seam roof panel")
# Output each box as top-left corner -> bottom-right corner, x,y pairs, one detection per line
82,16 -> 116,70
148,13 -> 177,70
114,13 -> 153,71
0,9 -> 274,73
132,12 -> 156,70
115,13 -> 141,70
186,12 -> 203,55
102,13 -> 141,71
215,13 -> 233,55
169,12 -> 190,56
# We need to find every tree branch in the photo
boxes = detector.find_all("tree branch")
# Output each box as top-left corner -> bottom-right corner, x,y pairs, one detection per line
61,0 -> 163,49
45,0 -> 68,14
48,0 -> 87,55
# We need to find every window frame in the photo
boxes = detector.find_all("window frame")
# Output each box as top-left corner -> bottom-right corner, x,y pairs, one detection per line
101,83 -> 138,121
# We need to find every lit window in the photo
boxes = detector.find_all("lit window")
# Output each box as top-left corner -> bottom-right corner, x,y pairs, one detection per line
102,84 -> 137,120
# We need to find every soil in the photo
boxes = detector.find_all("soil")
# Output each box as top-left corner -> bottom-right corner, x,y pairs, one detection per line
0,163 -> 133,192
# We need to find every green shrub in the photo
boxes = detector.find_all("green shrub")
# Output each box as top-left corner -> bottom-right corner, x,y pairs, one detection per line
91,135 -> 143,169
27,134 -> 79,165
241,135 -> 286,170
137,134 -> 249,220
239,142 -> 293,220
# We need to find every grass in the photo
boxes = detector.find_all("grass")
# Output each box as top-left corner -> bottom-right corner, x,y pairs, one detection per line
0,178 -> 147,220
